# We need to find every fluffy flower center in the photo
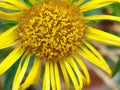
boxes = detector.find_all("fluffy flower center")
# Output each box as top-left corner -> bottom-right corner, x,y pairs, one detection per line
19,0 -> 86,60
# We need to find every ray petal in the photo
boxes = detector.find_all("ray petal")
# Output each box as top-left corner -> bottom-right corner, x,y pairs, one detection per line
80,0 -> 119,12
19,57 -> 41,90
85,15 -> 120,22
66,56 -> 83,89
0,2 -> 21,10
12,53 -> 31,90
78,41 -> 112,76
54,61 -> 61,90
0,0 -> 30,10
59,60 -> 70,90
86,26 -> 120,47
0,45 -> 25,75
63,0 -> 71,2
50,61 -> 56,90
73,0 -> 84,6
0,11 -> 22,21
0,40 -> 20,50
63,59 -> 79,90
0,25 -> 18,37
29,0 -> 37,5
12,51 -> 28,90
0,25 -> 20,49
42,61 -> 50,90
33,60 -> 41,84
72,53 -> 90,86
84,41 -> 112,71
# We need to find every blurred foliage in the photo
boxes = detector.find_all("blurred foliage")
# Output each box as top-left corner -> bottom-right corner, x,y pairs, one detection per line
0,19 -> 18,32
3,60 -> 20,90
24,0 -> 33,7
113,56 -> 120,76
0,49 -> 12,62
106,3 -> 120,76
107,2 -> 120,17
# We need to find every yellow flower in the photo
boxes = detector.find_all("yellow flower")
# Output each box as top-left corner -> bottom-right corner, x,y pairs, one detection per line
0,0 -> 120,90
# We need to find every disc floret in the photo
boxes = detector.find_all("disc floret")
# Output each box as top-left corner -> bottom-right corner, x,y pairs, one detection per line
19,0 -> 86,60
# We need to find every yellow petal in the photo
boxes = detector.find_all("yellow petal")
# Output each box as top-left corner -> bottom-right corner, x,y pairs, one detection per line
72,53 -> 90,86
63,59 -> 79,90
12,54 -> 31,90
85,15 -> 120,22
59,60 -> 70,90
0,11 -> 22,21
19,57 -> 41,90
0,25 -> 20,49
50,61 -> 56,90
54,61 -> 61,90
78,42 -> 112,76
86,26 -> 120,47
73,0 -> 84,6
63,0 -> 71,2
29,0 -> 37,5
0,25 -> 19,48
85,41 -> 112,73
0,2 -> 20,10
12,51 -> 29,89
42,61 -> 50,90
0,0 -> 30,10
66,56 -> 83,89
0,45 -> 25,75
80,0 -> 119,12
0,40 -> 20,50
0,25 -> 18,37
33,60 -> 41,84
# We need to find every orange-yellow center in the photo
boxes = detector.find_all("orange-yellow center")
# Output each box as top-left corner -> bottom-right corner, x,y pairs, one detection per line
19,0 -> 86,60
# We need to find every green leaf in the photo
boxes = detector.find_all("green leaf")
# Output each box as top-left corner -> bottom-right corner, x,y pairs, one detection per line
112,56 -> 120,76
24,0 -> 33,7
104,56 -> 115,68
108,2 -> 120,17
0,19 -> 18,31
2,21 -> 18,25
86,20 -> 97,24
3,60 -> 20,90
34,0 -> 40,3
0,49 -> 12,62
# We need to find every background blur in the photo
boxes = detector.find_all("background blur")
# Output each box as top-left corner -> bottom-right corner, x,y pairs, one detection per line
0,0 -> 120,90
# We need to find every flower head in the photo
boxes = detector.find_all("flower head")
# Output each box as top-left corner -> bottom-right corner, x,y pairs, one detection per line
0,0 -> 120,90
19,0 -> 86,60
